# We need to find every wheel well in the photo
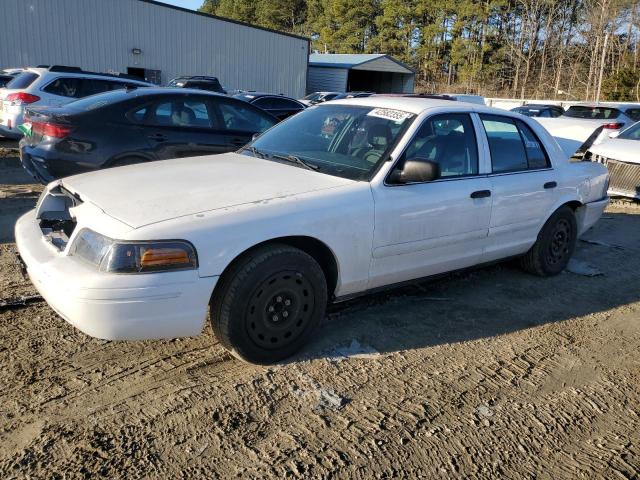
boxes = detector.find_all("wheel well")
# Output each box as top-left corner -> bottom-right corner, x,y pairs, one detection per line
216,236 -> 339,298
563,200 -> 582,211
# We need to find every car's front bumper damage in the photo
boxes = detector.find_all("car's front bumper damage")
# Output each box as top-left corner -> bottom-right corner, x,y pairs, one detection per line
14,207 -> 217,340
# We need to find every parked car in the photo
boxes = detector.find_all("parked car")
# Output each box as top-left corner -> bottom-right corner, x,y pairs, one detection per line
440,93 -> 486,105
0,66 -> 153,138
331,91 -> 375,100
0,74 -> 15,88
15,97 -> 609,363
167,76 -> 226,94
232,92 -> 306,121
535,103 -> 640,158
511,104 -> 564,118
19,88 -> 278,183
586,120 -> 640,200
299,91 -> 341,106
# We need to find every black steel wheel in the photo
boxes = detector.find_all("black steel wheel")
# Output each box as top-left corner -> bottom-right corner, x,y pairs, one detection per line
210,244 -> 327,364
520,205 -> 577,277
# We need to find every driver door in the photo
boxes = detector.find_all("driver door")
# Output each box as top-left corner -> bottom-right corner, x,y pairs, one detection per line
368,113 -> 493,289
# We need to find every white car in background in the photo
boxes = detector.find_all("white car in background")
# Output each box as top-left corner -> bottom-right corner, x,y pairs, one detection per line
299,91 -> 341,106
15,97 -> 609,364
535,103 -> 640,157
0,66 -> 152,138
587,121 -> 640,200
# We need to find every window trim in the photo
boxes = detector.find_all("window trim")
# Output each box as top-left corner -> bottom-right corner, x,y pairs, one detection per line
384,111 -> 481,186
479,113 -> 552,175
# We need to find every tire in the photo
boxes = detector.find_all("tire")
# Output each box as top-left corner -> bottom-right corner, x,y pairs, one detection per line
210,244 -> 327,364
110,156 -> 147,167
520,206 -> 577,277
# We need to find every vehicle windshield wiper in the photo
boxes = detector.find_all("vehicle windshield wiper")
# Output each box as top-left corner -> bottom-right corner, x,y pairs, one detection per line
270,153 -> 320,171
243,146 -> 267,158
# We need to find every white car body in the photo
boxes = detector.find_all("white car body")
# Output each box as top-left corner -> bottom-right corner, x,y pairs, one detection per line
0,67 -> 152,138
588,121 -> 640,199
535,103 -> 640,158
15,97 -> 610,342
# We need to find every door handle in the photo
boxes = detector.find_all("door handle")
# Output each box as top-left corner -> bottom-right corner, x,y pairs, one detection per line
148,133 -> 168,142
470,190 -> 491,199
544,181 -> 557,189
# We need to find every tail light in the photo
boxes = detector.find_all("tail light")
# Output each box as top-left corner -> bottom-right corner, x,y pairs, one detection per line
602,122 -> 624,129
6,92 -> 40,105
31,121 -> 72,138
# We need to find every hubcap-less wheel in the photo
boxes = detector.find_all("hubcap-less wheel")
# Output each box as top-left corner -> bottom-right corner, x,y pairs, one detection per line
246,271 -> 315,350
547,218 -> 572,266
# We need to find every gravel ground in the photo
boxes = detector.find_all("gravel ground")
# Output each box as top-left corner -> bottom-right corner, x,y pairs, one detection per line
0,139 -> 638,478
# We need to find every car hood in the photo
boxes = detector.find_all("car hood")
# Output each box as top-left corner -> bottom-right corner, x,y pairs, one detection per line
61,153 -> 354,228
589,138 -> 640,164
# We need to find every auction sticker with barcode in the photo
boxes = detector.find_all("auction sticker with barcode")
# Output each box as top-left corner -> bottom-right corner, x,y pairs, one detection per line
367,108 -> 413,122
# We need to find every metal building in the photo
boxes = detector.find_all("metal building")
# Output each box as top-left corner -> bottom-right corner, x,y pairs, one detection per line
307,54 -> 415,94
0,0 -> 309,97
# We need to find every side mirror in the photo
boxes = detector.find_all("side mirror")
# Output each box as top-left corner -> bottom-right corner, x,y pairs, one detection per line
608,130 -> 620,139
389,158 -> 440,184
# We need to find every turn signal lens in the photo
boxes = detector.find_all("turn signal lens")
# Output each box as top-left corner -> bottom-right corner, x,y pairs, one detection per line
140,247 -> 191,268
100,240 -> 197,273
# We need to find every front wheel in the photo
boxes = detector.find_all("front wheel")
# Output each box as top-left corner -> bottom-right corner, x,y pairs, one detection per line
520,206 -> 577,277
210,244 -> 327,364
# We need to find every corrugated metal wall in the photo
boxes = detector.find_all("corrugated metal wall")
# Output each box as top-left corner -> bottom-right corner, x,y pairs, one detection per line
307,67 -> 348,93
0,0 -> 309,97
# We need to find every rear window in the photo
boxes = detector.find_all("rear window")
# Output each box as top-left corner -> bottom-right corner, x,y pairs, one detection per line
563,106 -> 621,120
64,89 -> 131,111
6,71 -> 39,89
625,108 -> 640,122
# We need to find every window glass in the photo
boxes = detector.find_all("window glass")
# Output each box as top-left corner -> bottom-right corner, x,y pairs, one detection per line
402,113 -> 478,177
6,72 -> 39,89
516,120 -> 549,169
481,115 -> 528,172
625,109 -> 640,122
43,77 -> 82,98
563,106 -> 621,119
248,104 -> 415,181
253,97 -> 274,109
132,98 -> 214,128
271,98 -> 303,110
218,100 -> 277,133
619,122 -> 640,140
81,79 -> 113,97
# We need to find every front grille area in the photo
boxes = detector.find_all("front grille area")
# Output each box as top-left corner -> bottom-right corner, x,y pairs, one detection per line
593,155 -> 640,199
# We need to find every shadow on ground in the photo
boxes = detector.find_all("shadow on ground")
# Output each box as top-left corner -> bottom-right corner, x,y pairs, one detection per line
295,210 -> 640,361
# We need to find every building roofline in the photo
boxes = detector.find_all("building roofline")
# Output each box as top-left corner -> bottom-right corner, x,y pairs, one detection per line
137,0 -> 310,42
309,54 -> 415,73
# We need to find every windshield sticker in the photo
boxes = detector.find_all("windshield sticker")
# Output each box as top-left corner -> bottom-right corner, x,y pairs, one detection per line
367,108 -> 413,123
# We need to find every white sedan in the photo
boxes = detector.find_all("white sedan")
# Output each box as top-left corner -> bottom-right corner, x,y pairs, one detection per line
15,97 -> 610,363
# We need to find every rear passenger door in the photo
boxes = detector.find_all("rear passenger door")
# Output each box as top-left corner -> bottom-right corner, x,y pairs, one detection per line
131,95 -> 229,159
479,114 -> 558,261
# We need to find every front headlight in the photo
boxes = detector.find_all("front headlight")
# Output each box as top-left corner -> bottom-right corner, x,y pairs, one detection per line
69,228 -> 198,273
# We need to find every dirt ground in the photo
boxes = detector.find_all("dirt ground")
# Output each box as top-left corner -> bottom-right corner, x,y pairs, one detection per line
0,138 -> 638,479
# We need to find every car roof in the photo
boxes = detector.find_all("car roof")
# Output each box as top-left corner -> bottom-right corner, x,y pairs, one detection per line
117,87 -> 229,98
24,67 -> 151,84
325,96 -> 496,114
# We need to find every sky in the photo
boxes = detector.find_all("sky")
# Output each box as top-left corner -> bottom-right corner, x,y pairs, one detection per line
155,0 -> 202,10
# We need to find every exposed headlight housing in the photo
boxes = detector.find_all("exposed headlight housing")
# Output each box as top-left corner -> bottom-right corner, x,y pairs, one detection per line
69,229 -> 197,273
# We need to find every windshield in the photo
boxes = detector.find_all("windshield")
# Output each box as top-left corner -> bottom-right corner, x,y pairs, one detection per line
619,122 -> 640,140
245,104 -> 415,180
564,106 -> 621,120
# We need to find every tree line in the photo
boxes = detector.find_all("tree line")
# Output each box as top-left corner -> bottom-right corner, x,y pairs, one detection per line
199,0 -> 640,101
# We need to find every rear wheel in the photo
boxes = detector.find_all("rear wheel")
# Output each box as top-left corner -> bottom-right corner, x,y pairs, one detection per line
210,244 -> 327,364
520,206 -> 577,277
